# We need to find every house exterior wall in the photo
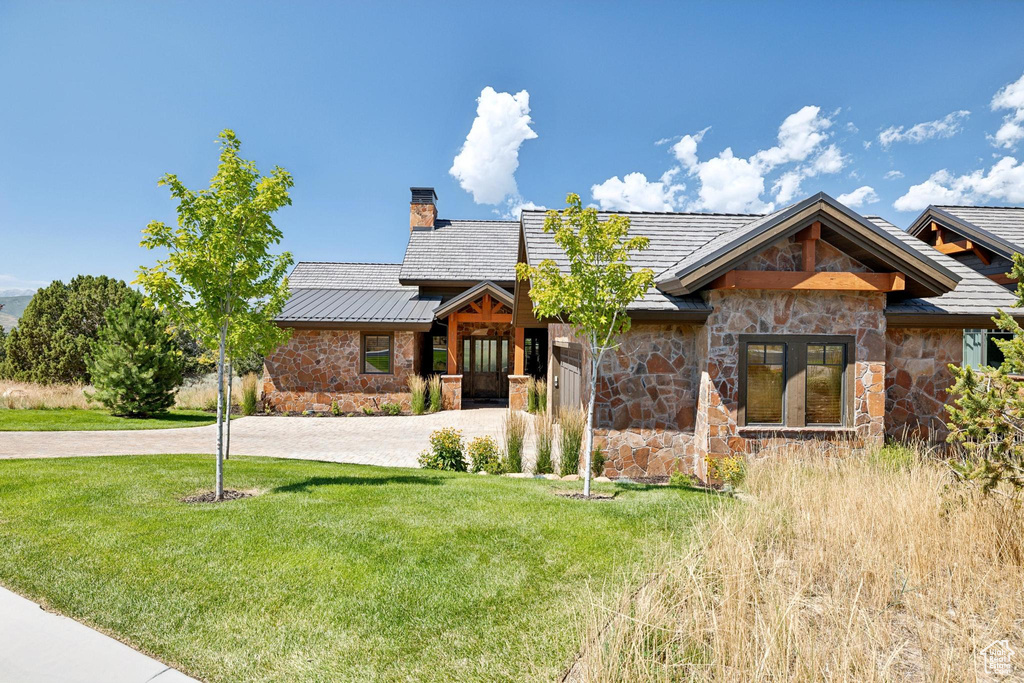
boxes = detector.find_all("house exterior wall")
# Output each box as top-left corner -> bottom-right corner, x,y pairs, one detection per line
262,328 -> 416,413
884,327 -> 963,443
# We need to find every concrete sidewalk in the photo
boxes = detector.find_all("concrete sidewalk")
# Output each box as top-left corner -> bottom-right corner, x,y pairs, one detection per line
0,587 -> 198,682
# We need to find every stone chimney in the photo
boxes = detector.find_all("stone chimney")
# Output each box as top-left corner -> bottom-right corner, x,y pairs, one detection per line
410,187 -> 438,231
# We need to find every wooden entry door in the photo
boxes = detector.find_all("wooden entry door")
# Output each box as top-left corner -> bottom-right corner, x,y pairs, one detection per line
553,345 -> 582,414
463,336 -> 510,400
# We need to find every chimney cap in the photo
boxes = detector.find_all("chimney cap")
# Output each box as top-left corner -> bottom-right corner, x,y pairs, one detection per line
410,187 -> 438,204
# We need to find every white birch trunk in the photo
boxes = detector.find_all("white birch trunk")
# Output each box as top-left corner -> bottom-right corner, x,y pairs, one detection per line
582,341 -> 598,497
215,323 -> 227,500
225,358 -> 233,461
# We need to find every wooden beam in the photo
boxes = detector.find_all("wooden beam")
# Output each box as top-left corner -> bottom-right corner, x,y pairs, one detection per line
711,270 -> 906,292
794,221 -> 820,272
513,327 -> 525,375
482,293 -> 492,321
934,239 -> 974,255
794,221 -> 821,242
446,313 -> 458,374
454,313 -> 514,323
973,246 -> 992,266
989,273 -> 1018,285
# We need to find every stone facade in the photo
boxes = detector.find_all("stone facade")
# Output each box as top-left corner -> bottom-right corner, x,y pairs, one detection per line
884,327 -> 963,443
441,375 -> 462,410
508,375 -> 529,411
263,329 -> 416,413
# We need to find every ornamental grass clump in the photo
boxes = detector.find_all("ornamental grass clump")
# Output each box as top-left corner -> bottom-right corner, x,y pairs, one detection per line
468,435 -> 502,474
533,413 -> 554,474
526,376 -> 538,413
536,379 -> 547,414
408,375 -> 427,415
240,373 -> 259,416
558,407 -> 585,476
503,410 -> 528,473
418,427 -> 466,471
428,374 -> 443,412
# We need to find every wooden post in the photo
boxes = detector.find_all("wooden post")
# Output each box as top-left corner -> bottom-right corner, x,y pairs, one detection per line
513,326 -> 525,375
447,313 -> 458,375
795,220 -> 820,272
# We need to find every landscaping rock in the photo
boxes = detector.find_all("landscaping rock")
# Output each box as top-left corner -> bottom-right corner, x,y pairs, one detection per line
477,471 -> 489,475
594,476 -> 612,483
504,472 -> 531,478
561,474 -> 580,481
542,474 -> 561,480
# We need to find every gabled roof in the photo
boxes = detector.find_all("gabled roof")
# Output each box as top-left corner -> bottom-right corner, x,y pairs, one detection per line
432,280 -> 514,319
520,208 -> 755,316
278,262 -> 441,329
868,216 -> 1021,325
655,193 -> 960,298
907,205 -> 1024,259
400,219 -> 520,285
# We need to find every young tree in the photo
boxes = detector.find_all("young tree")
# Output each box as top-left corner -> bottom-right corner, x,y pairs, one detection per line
4,276 -> 136,384
947,254 -> 1024,493
137,130 -> 293,500
516,193 -> 654,497
87,298 -> 184,417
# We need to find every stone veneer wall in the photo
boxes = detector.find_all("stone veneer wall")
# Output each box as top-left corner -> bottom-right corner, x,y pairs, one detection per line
441,375 -> 462,410
884,327 -> 963,443
262,329 -> 416,413
508,375 -> 529,411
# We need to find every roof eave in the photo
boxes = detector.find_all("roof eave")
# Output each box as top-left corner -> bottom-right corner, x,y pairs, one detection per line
908,206 -> 1020,260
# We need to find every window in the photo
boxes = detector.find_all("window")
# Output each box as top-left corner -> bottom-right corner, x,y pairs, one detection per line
432,335 -> 447,373
739,336 -> 853,428
362,334 -> 392,374
963,329 -> 1012,369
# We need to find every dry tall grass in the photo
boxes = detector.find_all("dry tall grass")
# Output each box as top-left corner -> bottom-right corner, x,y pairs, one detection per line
573,449 -> 1024,682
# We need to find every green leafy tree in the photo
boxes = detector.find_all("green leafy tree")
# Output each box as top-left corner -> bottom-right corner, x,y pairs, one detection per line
947,254 -> 1024,493
0,305 -> 7,373
137,129 -> 293,500
86,298 -> 184,416
3,276 -> 136,384
516,193 -> 654,496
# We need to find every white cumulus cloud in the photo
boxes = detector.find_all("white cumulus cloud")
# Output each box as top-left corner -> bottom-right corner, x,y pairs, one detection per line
837,185 -> 879,208
877,110 -> 970,148
893,156 -> 1024,211
990,72 -> 1024,150
450,87 -> 538,206
591,171 -> 685,212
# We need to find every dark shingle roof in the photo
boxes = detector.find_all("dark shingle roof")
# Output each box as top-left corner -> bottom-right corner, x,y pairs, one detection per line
400,219 -> 520,283
521,209 -> 758,312
868,217 -> 1019,317
279,262 -> 440,325
930,205 -> 1024,256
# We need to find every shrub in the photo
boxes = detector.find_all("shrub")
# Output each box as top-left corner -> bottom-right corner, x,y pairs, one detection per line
468,435 -> 502,474
591,446 -> 606,476
418,427 -> 466,471
362,405 -> 375,416
869,442 -> 918,472
408,375 -> 427,415
707,455 -> 746,487
380,402 -> 402,416
241,373 -> 259,416
558,407 -> 586,476
534,413 -> 554,474
536,379 -> 547,414
503,410 -> 528,473
428,374 -> 443,412
85,298 -> 183,417
669,471 -> 696,488
526,376 -> 538,413
331,400 -> 341,416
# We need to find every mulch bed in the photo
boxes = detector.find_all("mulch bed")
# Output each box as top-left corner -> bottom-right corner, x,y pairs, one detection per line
181,489 -> 255,504
553,490 -> 616,501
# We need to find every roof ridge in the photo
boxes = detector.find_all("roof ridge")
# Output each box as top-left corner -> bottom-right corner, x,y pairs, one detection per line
521,209 -> 764,217
935,204 -> 1024,210
436,218 -> 519,223
294,261 -> 402,266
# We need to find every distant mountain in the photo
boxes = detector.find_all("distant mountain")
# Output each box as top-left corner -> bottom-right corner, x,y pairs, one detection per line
0,288 -> 37,297
0,294 -> 34,331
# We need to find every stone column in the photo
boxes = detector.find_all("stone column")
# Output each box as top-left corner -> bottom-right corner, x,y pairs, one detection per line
508,375 -> 529,411
441,375 -> 462,411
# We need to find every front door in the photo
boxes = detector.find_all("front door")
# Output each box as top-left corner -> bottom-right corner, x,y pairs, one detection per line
463,336 -> 510,400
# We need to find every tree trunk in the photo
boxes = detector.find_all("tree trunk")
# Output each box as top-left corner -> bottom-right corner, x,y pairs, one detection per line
215,324 -> 226,500
224,358 -> 233,461
583,350 -> 597,497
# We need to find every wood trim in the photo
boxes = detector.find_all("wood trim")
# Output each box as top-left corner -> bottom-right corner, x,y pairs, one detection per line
513,326 -> 525,375
989,273 -> 1017,285
447,313 -> 458,374
935,239 -> 973,255
973,246 -> 992,266
794,221 -> 820,271
711,270 -> 906,292
453,312 -> 513,323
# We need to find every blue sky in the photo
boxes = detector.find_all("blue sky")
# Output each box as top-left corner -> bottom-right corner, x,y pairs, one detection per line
2,1 -> 1024,292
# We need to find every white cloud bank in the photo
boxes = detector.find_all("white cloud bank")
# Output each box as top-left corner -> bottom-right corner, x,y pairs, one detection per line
837,185 -> 879,208
450,87 -> 539,215
877,110 -> 970,148
591,106 -> 846,213
990,72 -> 1024,150
893,157 -> 1024,211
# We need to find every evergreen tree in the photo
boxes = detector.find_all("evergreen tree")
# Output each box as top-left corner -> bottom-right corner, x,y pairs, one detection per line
87,298 -> 184,417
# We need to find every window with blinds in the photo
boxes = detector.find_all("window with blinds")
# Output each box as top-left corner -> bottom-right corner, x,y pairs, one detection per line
805,343 -> 845,425
745,343 -> 785,424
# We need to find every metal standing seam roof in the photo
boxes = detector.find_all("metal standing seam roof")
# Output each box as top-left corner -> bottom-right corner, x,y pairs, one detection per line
400,219 -> 521,283
277,262 -> 441,324
520,208 -> 759,312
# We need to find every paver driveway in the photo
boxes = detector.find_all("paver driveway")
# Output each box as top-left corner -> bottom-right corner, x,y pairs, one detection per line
0,408 -> 526,468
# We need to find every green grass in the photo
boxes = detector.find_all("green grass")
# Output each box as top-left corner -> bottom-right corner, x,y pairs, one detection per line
0,409 -> 220,431
0,455 -> 714,682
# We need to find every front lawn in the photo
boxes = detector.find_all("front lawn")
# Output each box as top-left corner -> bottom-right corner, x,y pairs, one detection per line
0,455 -> 714,682
0,408 -> 220,431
